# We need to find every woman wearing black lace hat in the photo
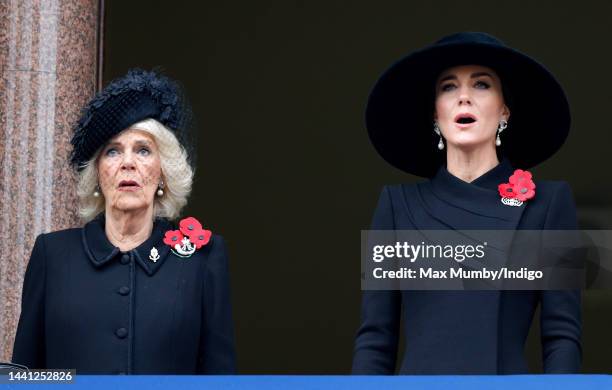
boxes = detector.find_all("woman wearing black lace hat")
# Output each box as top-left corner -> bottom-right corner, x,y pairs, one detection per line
352,32 -> 581,374
12,69 -> 236,374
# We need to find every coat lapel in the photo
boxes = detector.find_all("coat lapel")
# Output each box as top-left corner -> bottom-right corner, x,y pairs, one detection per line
133,220 -> 172,276
82,215 -> 119,266
83,215 -> 171,276
422,158 -> 526,230
399,159 -> 532,280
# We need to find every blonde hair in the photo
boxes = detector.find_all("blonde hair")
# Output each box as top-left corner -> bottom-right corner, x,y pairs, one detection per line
76,119 -> 194,222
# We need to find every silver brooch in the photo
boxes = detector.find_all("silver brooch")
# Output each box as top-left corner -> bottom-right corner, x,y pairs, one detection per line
172,237 -> 196,258
501,197 -> 523,207
149,247 -> 160,262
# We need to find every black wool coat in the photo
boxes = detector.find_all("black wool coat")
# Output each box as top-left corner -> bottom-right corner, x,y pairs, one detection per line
352,159 -> 582,374
12,216 -> 236,374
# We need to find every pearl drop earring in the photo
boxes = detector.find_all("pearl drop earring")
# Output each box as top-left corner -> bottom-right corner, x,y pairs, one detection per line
433,122 -> 444,150
496,119 -> 508,146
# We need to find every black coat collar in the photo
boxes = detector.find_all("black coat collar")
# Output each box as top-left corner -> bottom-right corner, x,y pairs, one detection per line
426,158 -> 526,225
412,158 -> 529,283
82,215 -> 172,276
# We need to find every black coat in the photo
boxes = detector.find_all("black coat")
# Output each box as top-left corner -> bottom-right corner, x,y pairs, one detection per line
12,216 -> 236,374
352,159 -> 582,374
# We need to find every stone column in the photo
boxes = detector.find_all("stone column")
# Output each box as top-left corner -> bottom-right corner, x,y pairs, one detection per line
0,0 -> 101,362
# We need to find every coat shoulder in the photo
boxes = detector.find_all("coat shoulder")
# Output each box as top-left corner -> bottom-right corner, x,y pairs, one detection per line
381,182 -> 423,201
209,233 -> 226,247
532,180 -> 574,205
534,180 -> 572,195
386,182 -> 422,192
518,180 -> 577,230
34,227 -> 82,250
41,227 -> 82,241
206,233 -> 228,257
194,233 -> 229,268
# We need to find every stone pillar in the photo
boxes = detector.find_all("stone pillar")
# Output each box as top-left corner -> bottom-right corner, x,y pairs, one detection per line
0,0 -> 101,362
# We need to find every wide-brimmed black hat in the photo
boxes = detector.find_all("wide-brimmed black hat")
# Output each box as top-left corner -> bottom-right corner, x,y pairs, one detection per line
70,69 -> 195,170
366,32 -> 570,177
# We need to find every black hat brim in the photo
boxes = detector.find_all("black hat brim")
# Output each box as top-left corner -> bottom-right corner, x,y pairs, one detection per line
366,41 -> 570,177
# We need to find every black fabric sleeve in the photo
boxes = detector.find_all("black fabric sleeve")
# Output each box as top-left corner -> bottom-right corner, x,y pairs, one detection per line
12,234 -> 47,369
197,235 -> 237,374
540,182 -> 582,373
352,186 -> 401,374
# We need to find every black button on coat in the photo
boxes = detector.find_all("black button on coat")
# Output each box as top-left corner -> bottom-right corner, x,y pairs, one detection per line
12,216 -> 236,374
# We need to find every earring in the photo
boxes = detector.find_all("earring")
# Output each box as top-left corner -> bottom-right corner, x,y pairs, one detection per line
156,180 -> 164,197
433,122 -> 444,150
496,119 -> 508,146
93,185 -> 100,198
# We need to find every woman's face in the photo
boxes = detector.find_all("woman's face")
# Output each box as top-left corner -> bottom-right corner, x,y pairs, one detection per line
434,64 -> 510,151
97,128 -> 162,214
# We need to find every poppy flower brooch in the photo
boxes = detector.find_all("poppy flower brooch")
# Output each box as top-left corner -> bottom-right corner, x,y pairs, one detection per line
163,217 -> 212,258
498,169 -> 536,207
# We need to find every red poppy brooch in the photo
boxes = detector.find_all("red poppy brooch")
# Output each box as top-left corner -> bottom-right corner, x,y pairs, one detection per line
498,169 -> 536,207
162,217 -> 212,258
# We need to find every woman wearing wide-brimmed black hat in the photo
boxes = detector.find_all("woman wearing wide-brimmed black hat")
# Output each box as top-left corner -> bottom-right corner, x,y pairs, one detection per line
352,32 -> 581,374
12,69 -> 236,374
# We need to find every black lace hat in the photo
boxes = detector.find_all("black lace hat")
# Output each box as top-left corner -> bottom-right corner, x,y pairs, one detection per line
366,32 -> 570,177
70,69 -> 196,170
